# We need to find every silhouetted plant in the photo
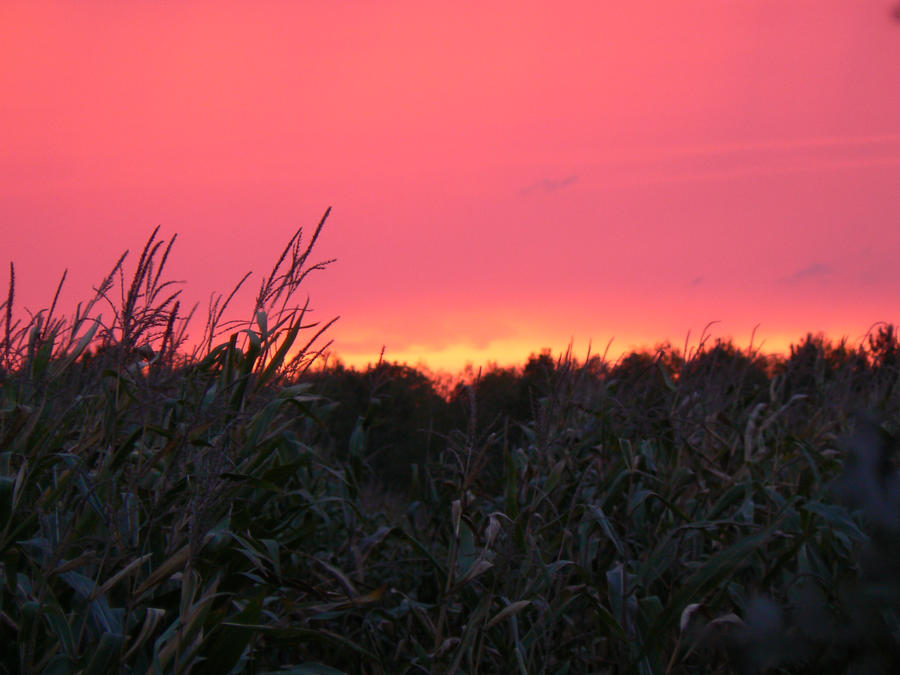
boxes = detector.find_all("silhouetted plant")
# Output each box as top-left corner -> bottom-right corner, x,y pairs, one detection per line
723,416 -> 900,673
0,212 -> 338,673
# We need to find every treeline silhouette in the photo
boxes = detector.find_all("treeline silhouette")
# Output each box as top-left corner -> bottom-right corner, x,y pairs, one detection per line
305,325 -> 900,493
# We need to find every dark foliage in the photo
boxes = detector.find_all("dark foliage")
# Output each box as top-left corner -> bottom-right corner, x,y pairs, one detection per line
6,221 -> 900,671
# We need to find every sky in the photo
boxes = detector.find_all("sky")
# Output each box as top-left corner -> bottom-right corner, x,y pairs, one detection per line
3,1 -> 900,374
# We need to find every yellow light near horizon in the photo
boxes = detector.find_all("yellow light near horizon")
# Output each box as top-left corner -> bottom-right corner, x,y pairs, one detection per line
325,338 -> 553,375
322,328 -> 862,376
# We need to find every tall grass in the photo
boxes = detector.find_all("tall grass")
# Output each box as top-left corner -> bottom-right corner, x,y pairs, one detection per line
2,213 -> 900,672
0,212 -> 342,673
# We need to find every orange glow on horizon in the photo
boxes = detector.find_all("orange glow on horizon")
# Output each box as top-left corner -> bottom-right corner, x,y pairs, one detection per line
323,327 -> 878,376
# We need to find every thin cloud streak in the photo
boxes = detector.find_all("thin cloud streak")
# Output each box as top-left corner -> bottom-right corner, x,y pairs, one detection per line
624,132 -> 900,164
520,175 -> 579,195
781,263 -> 834,285
588,155 -> 900,191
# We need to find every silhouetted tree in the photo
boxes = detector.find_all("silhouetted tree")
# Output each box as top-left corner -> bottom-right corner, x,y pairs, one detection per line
606,348 -> 676,439
308,361 -> 450,492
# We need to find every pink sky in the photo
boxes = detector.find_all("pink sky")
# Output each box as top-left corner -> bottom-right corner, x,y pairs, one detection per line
3,1 -> 900,373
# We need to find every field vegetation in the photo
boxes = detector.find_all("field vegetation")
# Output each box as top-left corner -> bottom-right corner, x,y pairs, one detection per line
3,215 -> 900,673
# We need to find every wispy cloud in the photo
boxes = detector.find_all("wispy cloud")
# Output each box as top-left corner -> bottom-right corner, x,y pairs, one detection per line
521,175 -> 578,195
781,262 -> 833,285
